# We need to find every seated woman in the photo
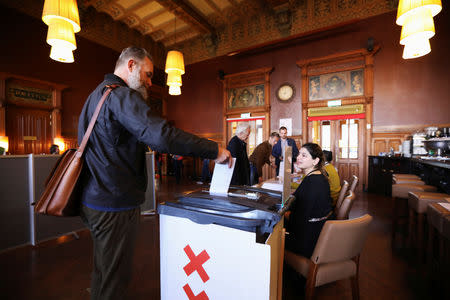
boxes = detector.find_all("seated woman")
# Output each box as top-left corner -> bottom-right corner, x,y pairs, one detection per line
285,143 -> 332,258
323,150 -> 341,208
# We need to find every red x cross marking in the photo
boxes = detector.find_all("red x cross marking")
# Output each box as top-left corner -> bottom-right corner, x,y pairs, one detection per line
183,284 -> 209,300
183,245 -> 210,283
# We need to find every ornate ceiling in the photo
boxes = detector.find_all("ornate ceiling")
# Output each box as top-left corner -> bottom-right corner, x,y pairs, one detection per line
2,0 -> 397,68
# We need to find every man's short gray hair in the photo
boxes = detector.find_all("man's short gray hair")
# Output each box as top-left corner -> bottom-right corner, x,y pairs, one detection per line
114,46 -> 153,71
235,122 -> 251,135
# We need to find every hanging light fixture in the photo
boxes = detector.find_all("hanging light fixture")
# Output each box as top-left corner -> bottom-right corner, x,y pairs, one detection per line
42,0 -> 81,63
395,0 -> 441,59
47,18 -> 76,63
165,14 -> 185,95
396,0 -> 442,26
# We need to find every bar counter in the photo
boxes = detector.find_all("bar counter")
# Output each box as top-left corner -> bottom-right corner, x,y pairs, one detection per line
368,156 -> 450,196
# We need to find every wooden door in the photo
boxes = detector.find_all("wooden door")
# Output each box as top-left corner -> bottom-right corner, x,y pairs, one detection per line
310,118 -> 365,190
6,106 -> 52,154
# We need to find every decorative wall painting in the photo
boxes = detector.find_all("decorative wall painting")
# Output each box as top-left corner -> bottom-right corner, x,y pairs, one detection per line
228,84 -> 265,109
309,69 -> 364,101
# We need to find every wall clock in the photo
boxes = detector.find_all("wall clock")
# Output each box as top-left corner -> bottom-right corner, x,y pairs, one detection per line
276,83 -> 295,102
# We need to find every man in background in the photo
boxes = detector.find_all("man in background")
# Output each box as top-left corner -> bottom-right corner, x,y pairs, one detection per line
227,122 -> 251,186
249,132 -> 280,185
272,126 -> 299,175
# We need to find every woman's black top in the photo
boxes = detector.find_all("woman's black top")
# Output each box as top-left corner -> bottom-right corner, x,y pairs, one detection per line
286,173 -> 332,257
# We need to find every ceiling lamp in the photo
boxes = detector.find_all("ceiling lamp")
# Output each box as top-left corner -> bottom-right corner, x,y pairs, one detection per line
42,0 -> 81,63
165,51 -> 185,96
396,0 -> 442,26
165,50 -> 185,96
47,18 -> 76,63
396,0 -> 441,59
165,50 -> 185,75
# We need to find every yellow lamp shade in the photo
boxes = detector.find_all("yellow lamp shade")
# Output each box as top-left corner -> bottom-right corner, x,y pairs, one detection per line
396,0 -> 442,26
42,0 -> 81,33
0,136 -> 9,153
169,85 -> 181,96
402,38 -> 431,59
50,45 -> 74,63
47,19 -> 76,50
167,71 -> 182,87
400,8 -> 435,45
165,50 -> 185,75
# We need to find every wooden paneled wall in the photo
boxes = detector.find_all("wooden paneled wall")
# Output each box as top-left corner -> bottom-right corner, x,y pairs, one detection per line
370,123 -> 450,155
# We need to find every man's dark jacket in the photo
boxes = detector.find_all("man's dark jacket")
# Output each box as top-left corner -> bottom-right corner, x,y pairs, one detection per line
272,138 -> 299,174
227,135 -> 250,186
78,74 -> 218,211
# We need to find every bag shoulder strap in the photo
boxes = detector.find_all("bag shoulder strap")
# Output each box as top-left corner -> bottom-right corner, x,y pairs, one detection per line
78,84 -> 119,154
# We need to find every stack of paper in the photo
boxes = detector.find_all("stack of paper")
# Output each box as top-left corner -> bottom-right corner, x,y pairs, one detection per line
261,178 -> 283,192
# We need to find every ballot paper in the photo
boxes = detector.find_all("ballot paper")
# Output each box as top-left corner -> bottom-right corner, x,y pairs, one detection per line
209,158 -> 236,195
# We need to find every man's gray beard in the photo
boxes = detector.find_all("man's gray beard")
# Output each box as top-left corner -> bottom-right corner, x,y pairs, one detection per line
128,66 -> 148,99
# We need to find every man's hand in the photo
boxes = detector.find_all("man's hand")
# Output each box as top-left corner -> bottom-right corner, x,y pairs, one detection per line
215,146 -> 232,168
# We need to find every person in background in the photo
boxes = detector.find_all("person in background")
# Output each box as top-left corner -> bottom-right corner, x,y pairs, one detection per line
323,150 -> 341,208
172,154 -> 183,184
227,122 -> 251,186
50,144 -> 60,154
154,151 -> 162,180
285,143 -> 332,258
249,132 -> 280,185
201,158 -> 212,184
272,126 -> 299,176
78,46 -> 231,300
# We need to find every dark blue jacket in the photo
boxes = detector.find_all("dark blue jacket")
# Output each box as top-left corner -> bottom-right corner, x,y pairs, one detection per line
271,138 -> 299,174
78,74 -> 218,211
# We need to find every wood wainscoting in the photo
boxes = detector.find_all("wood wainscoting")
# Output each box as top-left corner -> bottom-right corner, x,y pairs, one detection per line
370,123 -> 450,155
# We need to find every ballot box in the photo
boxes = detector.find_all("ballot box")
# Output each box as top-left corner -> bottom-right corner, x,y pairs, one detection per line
158,186 -> 294,300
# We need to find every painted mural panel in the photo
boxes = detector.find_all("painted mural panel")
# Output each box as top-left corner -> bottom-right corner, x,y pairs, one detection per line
228,84 -> 265,109
309,69 -> 364,101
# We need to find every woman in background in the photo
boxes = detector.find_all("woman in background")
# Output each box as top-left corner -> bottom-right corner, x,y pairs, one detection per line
286,143 -> 332,258
323,150 -> 341,209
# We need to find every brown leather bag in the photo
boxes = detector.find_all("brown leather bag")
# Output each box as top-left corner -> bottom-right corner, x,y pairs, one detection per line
34,86 -> 117,217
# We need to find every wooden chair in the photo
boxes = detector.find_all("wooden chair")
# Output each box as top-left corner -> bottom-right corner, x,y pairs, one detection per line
284,214 -> 373,300
349,175 -> 358,194
335,180 -> 349,213
336,190 -> 356,220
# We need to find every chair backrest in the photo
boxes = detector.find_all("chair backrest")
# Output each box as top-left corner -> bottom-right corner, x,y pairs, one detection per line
336,190 -> 356,220
349,175 -> 358,193
335,180 -> 349,210
311,214 -> 372,264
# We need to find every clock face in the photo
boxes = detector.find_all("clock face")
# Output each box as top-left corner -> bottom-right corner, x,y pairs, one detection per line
277,84 -> 295,101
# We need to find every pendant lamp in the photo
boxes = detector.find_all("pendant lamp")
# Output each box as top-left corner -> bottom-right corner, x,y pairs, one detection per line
396,0 -> 441,59
165,15 -> 185,96
396,0 -> 442,26
165,50 -> 185,75
400,8 -> 435,45
42,0 -> 81,63
42,0 -> 80,32
47,18 -> 76,63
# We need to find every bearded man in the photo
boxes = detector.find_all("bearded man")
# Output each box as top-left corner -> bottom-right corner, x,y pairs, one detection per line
78,46 -> 231,300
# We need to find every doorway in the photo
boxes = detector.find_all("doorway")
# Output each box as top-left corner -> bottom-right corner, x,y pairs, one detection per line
6,106 -> 52,154
310,118 -> 365,190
